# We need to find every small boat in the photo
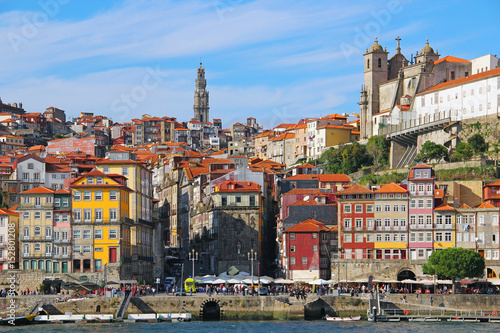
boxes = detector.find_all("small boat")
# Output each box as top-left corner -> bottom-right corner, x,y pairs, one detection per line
325,315 -> 361,321
0,314 -> 36,326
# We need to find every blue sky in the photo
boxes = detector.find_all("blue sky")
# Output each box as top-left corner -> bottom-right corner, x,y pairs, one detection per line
0,0 -> 499,129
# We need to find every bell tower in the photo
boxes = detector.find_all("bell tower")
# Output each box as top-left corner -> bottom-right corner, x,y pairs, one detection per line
361,38 -> 388,139
193,62 -> 209,123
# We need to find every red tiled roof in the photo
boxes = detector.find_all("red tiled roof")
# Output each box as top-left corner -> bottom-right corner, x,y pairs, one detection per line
317,174 -> 351,183
485,180 -> 500,187
420,68 -> 500,94
478,202 -> 497,209
214,180 -> 261,192
434,204 -> 454,211
338,184 -> 373,195
434,55 -> 471,65
283,219 -> 329,233
285,189 -> 323,196
375,182 -> 407,193
0,208 -> 19,216
21,186 -> 55,194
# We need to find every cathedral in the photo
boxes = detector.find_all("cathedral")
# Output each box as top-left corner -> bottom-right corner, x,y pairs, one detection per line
359,37 -> 500,168
193,62 -> 210,123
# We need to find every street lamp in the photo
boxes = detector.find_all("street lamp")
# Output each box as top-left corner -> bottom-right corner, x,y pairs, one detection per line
248,249 -> 257,289
189,249 -> 198,278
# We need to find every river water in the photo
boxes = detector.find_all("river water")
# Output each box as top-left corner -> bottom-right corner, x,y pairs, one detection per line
2,321 -> 496,332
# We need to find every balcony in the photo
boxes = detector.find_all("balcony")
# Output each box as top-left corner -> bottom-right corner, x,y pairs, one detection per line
52,254 -> 70,259
22,253 -> 51,258
53,239 -> 71,244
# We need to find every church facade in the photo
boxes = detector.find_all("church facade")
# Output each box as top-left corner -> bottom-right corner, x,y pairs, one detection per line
359,37 -> 500,168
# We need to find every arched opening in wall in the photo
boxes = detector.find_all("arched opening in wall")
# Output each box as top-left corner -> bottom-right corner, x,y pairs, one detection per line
487,267 -> 497,278
397,269 -> 416,281
96,305 -> 101,313
367,59 -> 370,69
200,299 -> 221,321
378,58 -> 381,68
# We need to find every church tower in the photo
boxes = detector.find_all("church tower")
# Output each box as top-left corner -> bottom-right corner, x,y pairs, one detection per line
193,62 -> 209,123
361,38 -> 388,139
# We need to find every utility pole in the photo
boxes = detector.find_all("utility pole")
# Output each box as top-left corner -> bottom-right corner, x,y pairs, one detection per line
248,249 -> 257,291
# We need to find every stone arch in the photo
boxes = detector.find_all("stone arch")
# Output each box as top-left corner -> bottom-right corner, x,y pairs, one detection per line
397,268 -> 416,281
200,298 -> 223,321
96,305 -> 101,313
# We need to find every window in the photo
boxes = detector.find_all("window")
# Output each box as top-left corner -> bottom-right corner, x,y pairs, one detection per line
385,234 -> 390,241
95,209 -> 103,222
355,234 -> 363,243
82,208 -> 91,222
435,232 -> 442,241
312,232 -> 318,239
401,205 -> 406,212
290,233 -> 295,241
73,245 -> 81,253
427,215 -> 433,225
249,196 -> 256,206
312,245 -> 318,252
235,196 -> 241,203
109,209 -> 117,222
83,245 -> 91,253
96,177 -> 103,184
23,212 -> 30,220
410,233 -> 416,242
393,219 -> 399,226
376,219 -> 382,227
73,230 -> 81,239
344,205 -> 351,213
400,234 -> 406,242
457,233 -> 462,242
23,196 -> 30,204
45,211 -> 52,220
28,163 -> 34,169
344,219 -> 351,229
393,234 -> 398,242
23,172 -> 29,181
95,229 -> 103,239
426,199 -> 432,208
418,184 -> 424,193
290,245 -> 296,252
426,232 -> 432,242
95,191 -> 103,201
385,219 -> 391,227
34,226 -> 41,236
445,232 -> 452,242
83,191 -> 91,201
418,215 -> 424,225
376,205 -> 382,212
400,218 -> 406,227
290,257 -> 296,265
366,205 -> 373,213
376,234 -> 382,241
23,227 -> 30,238
418,200 -> 424,208
109,229 -> 118,239
384,205 -> 390,212
367,219 -> 374,228
73,191 -> 81,201
109,190 -> 117,200
393,205 -> 399,212
410,215 -> 416,225
34,243 -> 41,252
62,231 -> 68,241
83,230 -> 91,239
355,219 -> 362,229
45,244 -> 51,255
355,205 -> 363,213
344,234 -> 352,242
366,234 -> 374,242
34,211 -> 41,219
418,233 -> 424,242
410,200 -> 415,208
45,226 -> 52,238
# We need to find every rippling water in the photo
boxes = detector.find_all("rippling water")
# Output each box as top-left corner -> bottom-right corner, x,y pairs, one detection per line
2,321 -> 497,333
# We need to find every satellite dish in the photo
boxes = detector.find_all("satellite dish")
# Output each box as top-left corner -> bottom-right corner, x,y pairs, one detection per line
303,195 -> 310,201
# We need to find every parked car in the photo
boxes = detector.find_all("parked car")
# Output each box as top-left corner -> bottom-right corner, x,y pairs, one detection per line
258,287 -> 268,296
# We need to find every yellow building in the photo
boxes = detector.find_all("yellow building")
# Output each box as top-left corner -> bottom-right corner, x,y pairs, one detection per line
433,204 -> 455,250
71,170 -> 133,280
96,151 -> 154,281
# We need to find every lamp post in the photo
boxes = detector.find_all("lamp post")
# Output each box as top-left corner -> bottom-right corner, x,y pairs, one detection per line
248,249 -> 257,290
189,249 -> 198,278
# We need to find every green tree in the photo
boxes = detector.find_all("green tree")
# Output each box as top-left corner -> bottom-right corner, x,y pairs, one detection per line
320,142 -> 371,175
452,142 -> 474,162
415,141 -> 448,163
468,133 -> 489,154
366,136 -> 389,167
422,248 -> 485,294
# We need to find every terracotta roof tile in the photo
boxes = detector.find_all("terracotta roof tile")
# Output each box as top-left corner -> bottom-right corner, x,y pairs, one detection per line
283,219 -> 329,233
375,182 -> 407,193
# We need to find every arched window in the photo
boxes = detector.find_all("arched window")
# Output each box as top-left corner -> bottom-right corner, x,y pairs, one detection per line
378,58 -> 382,68
367,59 -> 370,69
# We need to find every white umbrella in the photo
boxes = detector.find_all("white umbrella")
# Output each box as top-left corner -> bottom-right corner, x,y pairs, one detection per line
309,279 -> 333,285
401,279 -> 417,284
200,278 -> 215,284
274,278 -> 294,284
260,279 -> 272,285
242,277 -> 258,284
260,276 -> 274,282
437,279 -> 453,284
212,279 -> 228,284
418,279 -> 434,285
226,278 -> 242,284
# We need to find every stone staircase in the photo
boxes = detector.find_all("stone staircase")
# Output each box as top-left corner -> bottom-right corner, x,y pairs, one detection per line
115,292 -> 133,320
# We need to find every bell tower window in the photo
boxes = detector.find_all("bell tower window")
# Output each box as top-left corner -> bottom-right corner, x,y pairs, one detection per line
378,58 -> 382,68
367,59 -> 370,69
